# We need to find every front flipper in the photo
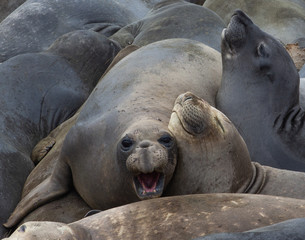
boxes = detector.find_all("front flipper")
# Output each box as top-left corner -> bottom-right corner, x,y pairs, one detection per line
31,136 -> 56,165
4,159 -> 72,229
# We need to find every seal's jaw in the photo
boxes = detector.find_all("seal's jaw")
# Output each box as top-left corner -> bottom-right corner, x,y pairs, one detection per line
133,172 -> 165,199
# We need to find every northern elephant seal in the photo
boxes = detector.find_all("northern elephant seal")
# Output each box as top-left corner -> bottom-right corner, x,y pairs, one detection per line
0,0 -> 25,22
5,38 -> 221,228
4,194 -> 305,240
0,0 -> 135,62
3,46 -> 140,228
110,0 -> 225,51
216,10 -> 305,171
166,92 -> 305,199
203,0 -> 305,44
195,218 -> 305,240
0,29 -> 119,237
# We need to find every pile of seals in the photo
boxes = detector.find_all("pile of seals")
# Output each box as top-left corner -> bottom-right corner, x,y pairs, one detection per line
1,0 -> 305,239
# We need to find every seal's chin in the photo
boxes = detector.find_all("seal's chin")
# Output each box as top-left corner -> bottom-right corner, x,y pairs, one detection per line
133,172 -> 165,200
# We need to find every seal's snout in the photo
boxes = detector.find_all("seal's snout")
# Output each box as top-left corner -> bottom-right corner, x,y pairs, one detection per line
223,10 -> 251,51
232,10 -> 253,26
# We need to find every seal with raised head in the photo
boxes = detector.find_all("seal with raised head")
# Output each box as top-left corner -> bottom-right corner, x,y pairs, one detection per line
110,0 -> 225,51
4,38 -> 222,229
0,29 -> 120,237
4,194 -> 305,240
216,10 -> 305,171
166,92 -> 305,199
203,0 -> 305,44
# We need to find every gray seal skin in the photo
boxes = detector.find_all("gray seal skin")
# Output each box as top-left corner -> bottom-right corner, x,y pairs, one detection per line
4,194 -> 305,240
0,0 -> 136,62
0,29 -> 120,237
110,0 -> 225,51
4,38 -> 222,228
216,10 -> 305,171
166,92 -> 305,200
0,0 -> 25,22
6,46 -> 140,227
203,0 -> 305,44
195,218 -> 305,240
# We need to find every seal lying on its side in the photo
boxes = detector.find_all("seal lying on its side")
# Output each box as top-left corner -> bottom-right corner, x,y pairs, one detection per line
110,0 -> 225,51
0,29 -> 119,237
195,218 -> 305,240
4,194 -> 305,240
0,0 -> 135,62
4,38 -> 222,229
216,10 -> 305,171
166,92 -> 305,199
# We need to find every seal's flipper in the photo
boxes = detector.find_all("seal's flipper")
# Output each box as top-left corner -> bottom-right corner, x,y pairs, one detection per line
31,136 -> 56,165
4,160 -> 72,229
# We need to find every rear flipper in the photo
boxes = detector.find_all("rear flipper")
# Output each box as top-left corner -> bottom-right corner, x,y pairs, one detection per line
4,159 -> 72,229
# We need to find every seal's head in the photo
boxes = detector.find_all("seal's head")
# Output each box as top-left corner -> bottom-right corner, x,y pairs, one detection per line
220,10 -> 299,114
167,92 -> 253,194
118,119 -> 177,200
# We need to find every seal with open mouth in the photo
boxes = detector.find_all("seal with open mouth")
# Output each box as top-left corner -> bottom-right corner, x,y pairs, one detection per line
4,38 -> 221,229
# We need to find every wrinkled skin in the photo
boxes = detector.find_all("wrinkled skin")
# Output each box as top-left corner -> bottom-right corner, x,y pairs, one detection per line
0,30 -> 120,237
217,10 -> 305,171
166,92 -> 305,201
5,194 -> 305,240
166,92 -> 253,195
4,39 -> 221,229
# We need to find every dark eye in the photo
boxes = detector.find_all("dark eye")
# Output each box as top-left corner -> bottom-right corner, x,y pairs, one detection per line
158,134 -> 174,148
183,95 -> 193,102
121,137 -> 133,151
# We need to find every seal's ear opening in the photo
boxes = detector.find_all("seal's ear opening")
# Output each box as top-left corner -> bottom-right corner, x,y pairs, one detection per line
257,42 -> 269,58
257,42 -> 274,82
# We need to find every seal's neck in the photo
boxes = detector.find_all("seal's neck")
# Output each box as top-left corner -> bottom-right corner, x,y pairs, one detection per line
242,162 -> 266,194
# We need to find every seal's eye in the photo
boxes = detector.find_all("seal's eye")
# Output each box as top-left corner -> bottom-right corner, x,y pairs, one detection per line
183,95 -> 193,102
121,137 -> 133,151
158,134 -> 174,148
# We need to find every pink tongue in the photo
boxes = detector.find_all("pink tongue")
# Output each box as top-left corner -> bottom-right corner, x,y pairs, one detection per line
137,172 -> 160,192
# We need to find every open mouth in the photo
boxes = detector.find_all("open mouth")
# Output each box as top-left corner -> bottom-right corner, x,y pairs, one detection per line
133,172 -> 165,199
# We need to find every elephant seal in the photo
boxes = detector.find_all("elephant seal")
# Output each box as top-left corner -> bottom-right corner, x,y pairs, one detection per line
4,38 -> 221,229
195,218 -> 305,240
203,0 -> 305,44
2,46 -> 140,228
216,10 -> 305,171
0,0 -> 135,62
110,0 -> 225,51
4,194 -> 305,239
0,29 -> 120,237
0,0 -> 25,22
166,92 -> 305,199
